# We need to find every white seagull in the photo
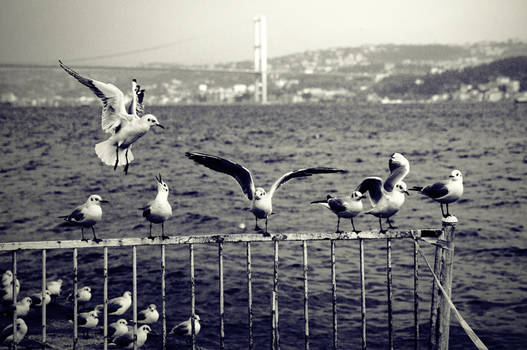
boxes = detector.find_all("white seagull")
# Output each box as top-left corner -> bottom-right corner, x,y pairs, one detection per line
135,304 -> 159,324
311,191 -> 366,233
139,174 -> 172,239
76,310 -> 99,338
356,153 -> 410,232
104,291 -> 132,316
67,286 -> 92,303
8,297 -> 32,317
108,319 -> 129,341
59,60 -> 165,174
1,280 -> 21,303
110,325 -> 152,349
59,194 -> 108,243
1,271 -> 13,288
0,318 -> 28,347
30,290 -> 51,307
185,152 -> 346,234
410,170 -> 464,218
46,279 -> 63,296
169,315 -> 201,337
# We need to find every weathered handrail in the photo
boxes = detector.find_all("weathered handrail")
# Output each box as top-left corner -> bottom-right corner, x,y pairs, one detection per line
0,229 -> 442,251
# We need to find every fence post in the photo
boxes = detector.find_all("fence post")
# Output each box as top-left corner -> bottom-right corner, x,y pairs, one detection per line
436,218 -> 457,350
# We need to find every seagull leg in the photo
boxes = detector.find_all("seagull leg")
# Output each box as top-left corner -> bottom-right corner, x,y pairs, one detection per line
92,227 -> 102,243
379,217 -> 386,233
254,217 -> 260,231
440,204 -> 446,218
446,204 -> 451,217
148,223 -> 155,240
351,218 -> 360,233
124,148 -> 130,175
114,146 -> 119,171
81,228 -> 87,242
262,218 -> 271,237
336,217 -> 343,233
161,222 -> 169,240
387,217 -> 396,229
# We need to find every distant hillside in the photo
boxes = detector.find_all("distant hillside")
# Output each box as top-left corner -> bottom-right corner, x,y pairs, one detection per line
374,56 -> 527,98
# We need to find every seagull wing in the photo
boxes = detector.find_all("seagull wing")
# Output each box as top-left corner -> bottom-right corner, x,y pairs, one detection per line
185,152 -> 255,200
269,167 -> 346,199
66,207 -> 85,223
384,165 -> 409,192
356,177 -> 384,205
59,60 -> 129,133
328,197 -> 348,213
0,324 -> 13,344
127,79 -> 145,117
112,331 -> 133,347
107,298 -> 123,313
171,321 -> 190,336
420,181 -> 449,199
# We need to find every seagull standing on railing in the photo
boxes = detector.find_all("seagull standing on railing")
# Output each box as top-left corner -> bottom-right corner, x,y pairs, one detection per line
134,304 -> 159,324
311,191 -> 366,233
66,286 -> 92,303
46,279 -> 63,296
169,315 -> 201,338
139,174 -> 172,240
185,152 -> 347,234
1,279 -> 20,303
410,169 -> 464,218
59,194 -> 108,243
110,325 -> 152,348
356,153 -> 410,233
99,291 -> 132,316
107,319 -> 129,341
0,318 -> 28,347
59,60 -> 165,174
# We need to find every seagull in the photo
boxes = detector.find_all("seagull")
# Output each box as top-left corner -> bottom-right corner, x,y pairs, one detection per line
311,191 -> 366,233
30,290 -> 51,307
108,319 -> 129,341
0,318 -> 28,347
410,170 -> 464,218
110,325 -> 152,349
139,174 -> 172,240
59,60 -> 165,174
103,291 -> 132,316
1,280 -> 21,303
169,315 -> 201,338
134,304 -> 159,324
185,152 -> 346,234
7,297 -> 32,317
59,194 -> 108,243
356,153 -> 410,232
66,286 -> 92,303
76,310 -> 99,338
47,279 -> 63,296
1,271 -> 13,287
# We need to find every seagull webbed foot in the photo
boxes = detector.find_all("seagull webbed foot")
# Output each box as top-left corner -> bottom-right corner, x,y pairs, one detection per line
92,238 -> 102,244
161,235 -> 170,240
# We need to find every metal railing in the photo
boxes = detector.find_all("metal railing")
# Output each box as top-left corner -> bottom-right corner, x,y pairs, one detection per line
0,226 -> 459,350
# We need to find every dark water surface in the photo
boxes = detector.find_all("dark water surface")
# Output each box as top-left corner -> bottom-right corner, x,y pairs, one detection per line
0,103 -> 526,349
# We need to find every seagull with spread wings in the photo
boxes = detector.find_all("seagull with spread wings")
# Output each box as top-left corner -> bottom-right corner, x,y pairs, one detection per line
59,60 -> 164,174
356,153 -> 410,232
410,169 -> 463,217
186,152 -> 346,234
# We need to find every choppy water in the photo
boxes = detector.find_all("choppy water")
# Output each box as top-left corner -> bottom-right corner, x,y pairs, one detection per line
0,103 -> 526,349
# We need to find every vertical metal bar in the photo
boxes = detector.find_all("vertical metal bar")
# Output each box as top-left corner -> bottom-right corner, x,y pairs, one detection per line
273,240 -> 280,350
413,239 -> 420,350
387,238 -> 393,350
41,249 -> 47,349
132,246 -> 138,350
190,244 -> 196,350
429,244 -> 443,348
73,248 -> 78,349
104,247 -> 108,350
437,222 -> 457,350
247,242 -> 254,350
331,240 -> 338,350
12,251 -> 17,350
161,245 -> 167,350
302,241 -> 310,350
359,239 -> 366,350
271,290 -> 276,350
219,243 -> 225,350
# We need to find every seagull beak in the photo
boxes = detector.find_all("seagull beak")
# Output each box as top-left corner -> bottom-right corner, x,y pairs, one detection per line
359,195 -> 367,200
100,200 -> 109,204
156,124 -> 165,129
404,191 -> 410,196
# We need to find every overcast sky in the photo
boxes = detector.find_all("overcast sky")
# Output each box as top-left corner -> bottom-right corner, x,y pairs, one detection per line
1,0 -> 526,66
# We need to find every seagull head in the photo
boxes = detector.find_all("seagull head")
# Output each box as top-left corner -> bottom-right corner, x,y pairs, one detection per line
87,195 -> 109,206
89,311 -> 99,319
148,304 -> 157,312
117,319 -> 128,326
123,291 -> 132,299
22,297 -> 32,306
194,314 -> 201,321
395,182 -> 410,196
155,173 -> 169,194
449,169 -> 463,182
351,191 -> 367,200
141,325 -> 152,334
143,114 -> 165,129
254,187 -> 266,200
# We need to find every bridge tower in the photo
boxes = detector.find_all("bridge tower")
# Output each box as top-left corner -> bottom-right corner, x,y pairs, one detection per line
254,16 -> 267,104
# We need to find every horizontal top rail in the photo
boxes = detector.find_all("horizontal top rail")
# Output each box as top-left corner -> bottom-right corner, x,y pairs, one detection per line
0,229 -> 442,251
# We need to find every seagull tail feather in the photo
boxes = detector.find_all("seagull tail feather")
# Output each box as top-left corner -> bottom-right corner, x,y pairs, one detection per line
409,186 -> 423,191
95,140 -> 134,167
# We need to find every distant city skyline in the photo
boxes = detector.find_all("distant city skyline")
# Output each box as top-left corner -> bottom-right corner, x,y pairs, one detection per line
1,0 -> 526,66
